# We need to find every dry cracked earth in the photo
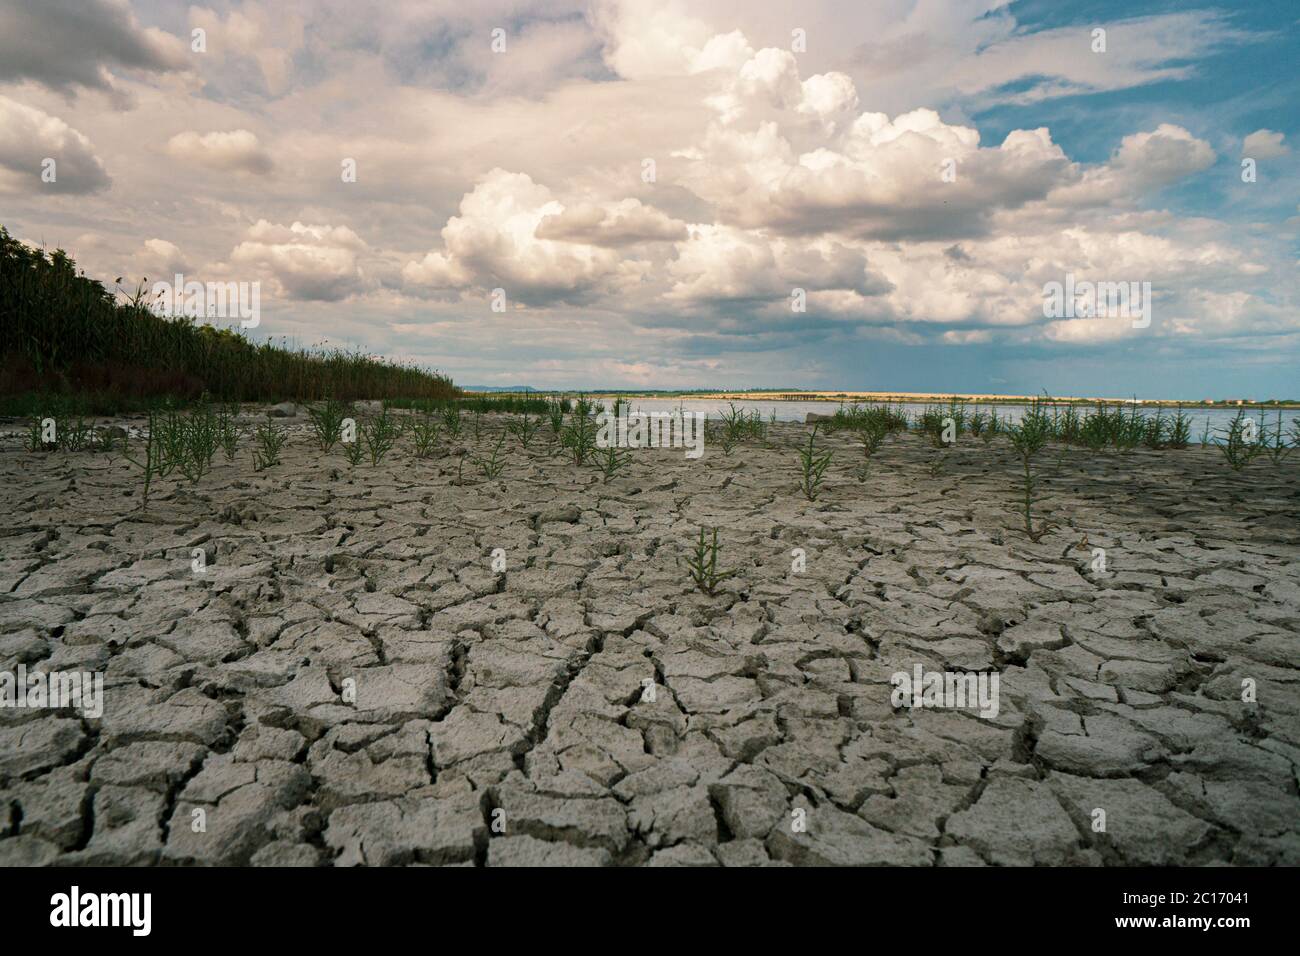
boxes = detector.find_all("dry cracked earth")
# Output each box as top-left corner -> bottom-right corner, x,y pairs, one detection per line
1,409 -> 1298,867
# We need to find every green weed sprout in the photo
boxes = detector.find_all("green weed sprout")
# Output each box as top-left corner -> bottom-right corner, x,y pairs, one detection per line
1008,400 -> 1054,541
796,426 -> 833,501
253,419 -> 288,471
685,527 -> 738,596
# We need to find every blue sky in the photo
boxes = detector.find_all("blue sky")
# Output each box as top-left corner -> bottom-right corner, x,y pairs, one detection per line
979,2 -> 1298,207
1,0 -> 1296,398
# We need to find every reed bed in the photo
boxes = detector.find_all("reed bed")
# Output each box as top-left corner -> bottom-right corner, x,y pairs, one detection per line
1,227 -> 457,411
828,397 -> 1214,452
384,394 -> 565,416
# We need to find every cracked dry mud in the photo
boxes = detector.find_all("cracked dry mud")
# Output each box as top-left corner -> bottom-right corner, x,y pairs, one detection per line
1,413 -> 1298,867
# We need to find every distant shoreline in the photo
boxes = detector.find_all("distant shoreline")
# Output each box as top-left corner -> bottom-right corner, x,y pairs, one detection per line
462,388 -> 1300,409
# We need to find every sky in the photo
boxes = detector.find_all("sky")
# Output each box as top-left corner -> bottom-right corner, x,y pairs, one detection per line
0,0 -> 1296,398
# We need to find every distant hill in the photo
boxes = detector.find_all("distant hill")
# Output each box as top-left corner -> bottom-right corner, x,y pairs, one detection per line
462,385 -> 537,392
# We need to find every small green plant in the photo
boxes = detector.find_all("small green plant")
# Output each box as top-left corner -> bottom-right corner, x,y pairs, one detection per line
1256,410 -> 1293,466
913,402 -> 962,448
307,397 -> 351,452
1142,409 -> 1169,450
216,403 -> 242,460
796,427 -> 833,502
439,403 -> 462,439
917,406 -> 947,447
25,398 -> 77,455
253,419 -> 288,471
91,424 -> 121,454
343,436 -> 364,466
945,399 -> 967,438
546,396 -> 566,439
1167,407 -> 1192,450
596,442 -> 630,482
983,408 -> 1001,443
26,415 -> 55,452
122,407 -> 168,509
709,420 -> 737,455
715,404 -> 769,444
119,402 -> 193,504
685,527 -> 738,596
61,413 -> 93,452
26,398 -> 101,453
474,431 -> 508,478
409,415 -> 441,459
178,401 -> 219,484
151,404 -> 186,478
361,408 -> 402,465
1079,404 -> 1110,451
714,402 -> 750,454
561,398 -> 598,466
857,417 -> 887,459
509,411 -> 540,449
833,403 -> 897,460
1008,400 -> 1053,541
1214,409 -> 1259,472
1114,404 -> 1145,451
471,409 -> 483,441
1053,405 -> 1077,444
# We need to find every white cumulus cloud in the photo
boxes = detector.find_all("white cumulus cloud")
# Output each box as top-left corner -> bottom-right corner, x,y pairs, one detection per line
166,130 -> 274,175
0,96 -> 110,194
229,220 -> 368,301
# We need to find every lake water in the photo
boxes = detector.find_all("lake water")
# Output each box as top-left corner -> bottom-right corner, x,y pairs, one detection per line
595,398 -> 1295,445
